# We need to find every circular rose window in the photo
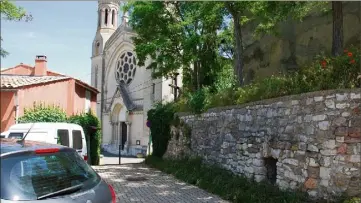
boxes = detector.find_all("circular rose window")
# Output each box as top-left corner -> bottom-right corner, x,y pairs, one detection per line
115,51 -> 137,85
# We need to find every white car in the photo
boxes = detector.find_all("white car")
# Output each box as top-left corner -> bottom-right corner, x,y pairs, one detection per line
5,122 -> 88,161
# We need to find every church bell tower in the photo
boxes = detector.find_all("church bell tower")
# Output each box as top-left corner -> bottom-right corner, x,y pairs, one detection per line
91,0 -> 120,118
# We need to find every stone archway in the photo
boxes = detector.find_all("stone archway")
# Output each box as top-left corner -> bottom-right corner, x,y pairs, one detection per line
110,103 -> 129,151
110,103 -> 122,146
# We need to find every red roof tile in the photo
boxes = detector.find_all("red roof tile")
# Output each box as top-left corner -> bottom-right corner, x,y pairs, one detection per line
1,75 -> 70,89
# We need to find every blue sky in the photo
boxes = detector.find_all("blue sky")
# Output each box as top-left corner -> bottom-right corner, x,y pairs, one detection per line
1,1 -> 100,83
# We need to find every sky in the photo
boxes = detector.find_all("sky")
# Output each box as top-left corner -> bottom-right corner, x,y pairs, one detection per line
1,1 -> 100,83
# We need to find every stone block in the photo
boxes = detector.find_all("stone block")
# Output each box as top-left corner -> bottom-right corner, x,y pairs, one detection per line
314,96 -> 324,102
304,178 -> 318,189
306,98 -> 314,105
252,159 -> 264,167
304,115 -> 313,122
336,103 -> 348,109
344,136 -> 361,144
350,93 -> 361,99
337,143 -> 347,154
336,93 -> 348,101
320,156 -> 332,167
307,167 -> 320,178
349,127 -> 361,138
325,99 -> 335,109
336,136 -> 345,143
318,121 -> 330,131
346,155 -> 361,163
320,167 -> 331,180
307,144 -> 319,152
283,158 -> 299,166
333,117 -> 347,126
322,140 -> 337,149
271,148 -> 282,158
320,179 -> 329,187
307,157 -> 320,167
313,115 -> 327,121
335,127 -> 348,136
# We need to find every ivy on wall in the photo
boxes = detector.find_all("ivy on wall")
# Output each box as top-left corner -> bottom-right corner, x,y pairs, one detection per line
147,102 -> 175,158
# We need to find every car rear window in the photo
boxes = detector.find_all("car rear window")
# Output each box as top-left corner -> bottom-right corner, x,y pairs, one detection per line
8,133 -> 23,139
72,130 -> 83,150
1,150 -> 100,201
57,129 -> 69,147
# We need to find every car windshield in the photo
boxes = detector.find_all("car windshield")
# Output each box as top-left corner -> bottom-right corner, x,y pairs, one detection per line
1,150 -> 100,201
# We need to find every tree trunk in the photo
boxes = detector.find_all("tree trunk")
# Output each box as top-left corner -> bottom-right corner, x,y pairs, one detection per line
331,1 -> 343,56
226,2 -> 244,86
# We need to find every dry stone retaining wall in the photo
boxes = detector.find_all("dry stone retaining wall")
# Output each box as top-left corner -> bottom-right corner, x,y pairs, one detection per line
164,89 -> 361,199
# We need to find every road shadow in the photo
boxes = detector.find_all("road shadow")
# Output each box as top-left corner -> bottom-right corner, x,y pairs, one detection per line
93,164 -> 229,203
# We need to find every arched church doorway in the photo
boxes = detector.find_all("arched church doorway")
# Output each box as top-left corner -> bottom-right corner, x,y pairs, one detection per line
111,104 -> 127,150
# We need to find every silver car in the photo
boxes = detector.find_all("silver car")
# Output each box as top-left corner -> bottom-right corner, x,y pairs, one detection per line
0,138 -> 116,203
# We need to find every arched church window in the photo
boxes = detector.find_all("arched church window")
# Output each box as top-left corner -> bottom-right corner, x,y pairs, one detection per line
115,51 -> 137,85
112,10 -> 115,25
95,42 -> 100,56
94,66 -> 98,88
105,9 -> 108,25
98,11 -> 101,27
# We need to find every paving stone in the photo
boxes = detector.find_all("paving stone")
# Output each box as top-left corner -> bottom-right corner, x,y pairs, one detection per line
93,164 -> 229,203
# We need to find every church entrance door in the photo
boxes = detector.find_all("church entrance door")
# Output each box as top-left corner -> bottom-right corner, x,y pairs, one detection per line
121,122 -> 127,150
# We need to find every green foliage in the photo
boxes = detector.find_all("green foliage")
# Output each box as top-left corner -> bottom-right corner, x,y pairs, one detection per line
186,88 -> 209,114
147,102 -> 176,158
68,111 -> 101,166
0,0 -> 32,57
145,156 -> 310,203
175,46 -> 361,113
19,103 -> 67,123
127,1 -> 226,90
343,197 -> 361,203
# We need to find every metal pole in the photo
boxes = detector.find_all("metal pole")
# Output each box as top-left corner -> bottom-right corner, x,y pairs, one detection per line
119,144 -> 122,165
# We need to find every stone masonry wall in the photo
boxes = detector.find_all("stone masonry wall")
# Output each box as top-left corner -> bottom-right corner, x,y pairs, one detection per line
164,89 -> 361,199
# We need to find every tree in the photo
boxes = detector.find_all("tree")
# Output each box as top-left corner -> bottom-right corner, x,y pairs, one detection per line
331,1 -> 343,56
127,1 -> 225,91
224,1 -> 326,86
0,0 -> 32,57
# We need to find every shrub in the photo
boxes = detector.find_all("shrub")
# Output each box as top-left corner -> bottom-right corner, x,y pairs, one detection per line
175,46 -> 361,113
68,111 -> 101,165
147,102 -> 175,158
186,88 -> 209,114
145,156 -> 311,203
19,103 -> 67,123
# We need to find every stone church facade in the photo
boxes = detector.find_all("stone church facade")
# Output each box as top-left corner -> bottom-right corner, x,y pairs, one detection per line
90,0 -> 182,156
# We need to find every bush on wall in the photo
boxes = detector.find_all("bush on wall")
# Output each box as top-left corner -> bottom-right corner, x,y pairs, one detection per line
19,103 -> 67,123
175,46 -> 361,114
147,102 -> 175,158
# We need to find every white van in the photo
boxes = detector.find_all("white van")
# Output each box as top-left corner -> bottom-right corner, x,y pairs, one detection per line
6,122 -> 88,161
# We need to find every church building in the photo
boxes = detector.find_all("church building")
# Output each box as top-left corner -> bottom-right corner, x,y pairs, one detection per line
90,0 -> 182,156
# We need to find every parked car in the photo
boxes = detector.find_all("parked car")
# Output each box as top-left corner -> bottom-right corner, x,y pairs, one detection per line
0,138 -> 116,203
5,123 -> 88,161
1,130 -> 9,138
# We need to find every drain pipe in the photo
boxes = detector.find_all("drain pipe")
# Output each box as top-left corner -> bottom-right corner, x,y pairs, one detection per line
15,90 -> 19,124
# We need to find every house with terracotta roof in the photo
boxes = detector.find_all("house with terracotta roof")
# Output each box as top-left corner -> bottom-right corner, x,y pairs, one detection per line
0,55 -> 99,132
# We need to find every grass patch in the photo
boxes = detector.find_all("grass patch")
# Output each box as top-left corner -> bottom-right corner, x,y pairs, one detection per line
145,156 -> 313,203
